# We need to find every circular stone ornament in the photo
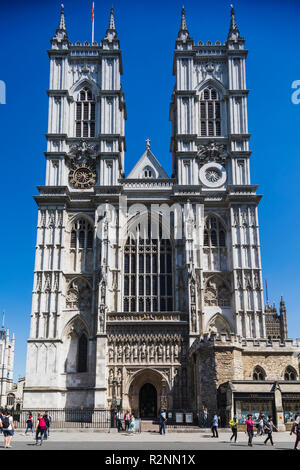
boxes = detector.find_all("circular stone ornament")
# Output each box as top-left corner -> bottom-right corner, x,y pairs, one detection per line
199,162 -> 227,188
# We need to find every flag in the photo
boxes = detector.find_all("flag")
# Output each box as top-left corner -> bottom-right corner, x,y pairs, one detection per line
91,2 -> 94,22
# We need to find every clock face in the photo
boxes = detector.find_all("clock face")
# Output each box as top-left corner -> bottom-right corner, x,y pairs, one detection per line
69,165 -> 97,189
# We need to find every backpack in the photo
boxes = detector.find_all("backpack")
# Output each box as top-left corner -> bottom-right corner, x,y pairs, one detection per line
43,415 -> 50,426
1,416 -> 10,428
38,417 -> 47,429
296,422 -> 300,434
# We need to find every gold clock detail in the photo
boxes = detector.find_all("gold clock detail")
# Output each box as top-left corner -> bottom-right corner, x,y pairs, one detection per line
69,165 -> 97,189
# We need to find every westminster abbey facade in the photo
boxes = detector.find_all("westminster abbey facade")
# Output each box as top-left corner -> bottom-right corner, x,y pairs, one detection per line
23,6 -> 300,429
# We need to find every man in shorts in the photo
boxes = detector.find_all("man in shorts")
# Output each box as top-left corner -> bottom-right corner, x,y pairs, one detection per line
0,409 -> 15,448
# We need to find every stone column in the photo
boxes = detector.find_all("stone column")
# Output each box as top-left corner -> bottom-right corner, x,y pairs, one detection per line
274,383 -> 285,431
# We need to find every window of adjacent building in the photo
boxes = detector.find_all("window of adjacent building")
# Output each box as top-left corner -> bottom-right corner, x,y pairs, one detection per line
253,366 -> 266,381
199,87 -> 221,137
123,232 -> 173,313
284,366 -> 297,381
75,87 -> 96,138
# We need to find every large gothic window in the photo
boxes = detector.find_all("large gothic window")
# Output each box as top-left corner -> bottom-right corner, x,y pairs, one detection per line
199,86 -> 221,137
75,87 -> 96,138
77,333 -> 88,372
123,235 -> 173,313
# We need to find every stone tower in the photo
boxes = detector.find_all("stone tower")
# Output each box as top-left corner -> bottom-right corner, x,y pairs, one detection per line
23,5 -> 126,409
169,6 -> 265,341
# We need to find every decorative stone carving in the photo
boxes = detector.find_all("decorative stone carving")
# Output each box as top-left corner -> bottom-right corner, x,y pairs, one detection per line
196,141 -> 228,164
66,278 -> 91,311
204,276 -> 231,307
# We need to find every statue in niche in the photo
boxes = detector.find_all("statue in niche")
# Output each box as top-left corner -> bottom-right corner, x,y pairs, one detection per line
140,343 -> 146,359
208,314 -> 231,336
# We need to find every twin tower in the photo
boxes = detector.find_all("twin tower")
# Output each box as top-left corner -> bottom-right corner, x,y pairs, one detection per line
23,5 -> 290,418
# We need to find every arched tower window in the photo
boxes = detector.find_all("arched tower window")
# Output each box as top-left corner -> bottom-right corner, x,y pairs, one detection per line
75,87 -> 96,138
77,333 -> 88,373
123,227 -> 173,313
284,366 -> 297,381
199,86 -> 221,137
70,218 -> 94,250
204,216 -> 226,248
253,366 -> 266,381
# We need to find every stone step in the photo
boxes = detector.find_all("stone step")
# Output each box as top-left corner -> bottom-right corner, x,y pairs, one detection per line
140,420 -> 160,432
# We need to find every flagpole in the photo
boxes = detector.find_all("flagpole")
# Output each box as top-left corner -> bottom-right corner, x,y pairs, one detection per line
92,2 -> 95,44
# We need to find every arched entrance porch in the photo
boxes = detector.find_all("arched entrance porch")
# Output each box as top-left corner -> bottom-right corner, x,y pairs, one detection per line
126,369 -> 171,418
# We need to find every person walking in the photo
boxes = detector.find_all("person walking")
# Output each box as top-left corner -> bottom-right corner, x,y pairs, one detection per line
291,414 -> 300,450
43,411 -> 52,439
211,414 -> 219,438
35,413 -> 47,446
246,413 -> 254,447
124,411 -> 131,432
255,413 -> 263,436
229,415 -> 238,443
128,413 -> 135,433
24,411 -> 34,436
116,410 -> 123,432
264,416 -> 277,446
203,407 -> 208,428
0,409 -> 15,448
159,409 -> 167,435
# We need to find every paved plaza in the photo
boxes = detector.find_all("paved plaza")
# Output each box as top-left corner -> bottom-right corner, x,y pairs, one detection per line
0,429 -> 298,451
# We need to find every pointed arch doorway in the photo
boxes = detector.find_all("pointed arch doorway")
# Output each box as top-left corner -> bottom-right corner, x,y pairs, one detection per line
139,383 -> 157,419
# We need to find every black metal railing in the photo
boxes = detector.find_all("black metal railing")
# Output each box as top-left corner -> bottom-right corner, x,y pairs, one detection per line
10,408 -> 111,429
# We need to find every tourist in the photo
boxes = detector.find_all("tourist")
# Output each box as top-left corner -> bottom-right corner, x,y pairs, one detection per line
264,416 -> 277,446
211,414 -> 219,438
246,413 -> 254,447
203,407 -> 208,428
291,414 -> 300,450
229,415 -> 238,443
128,413 -> 135,433
35,413 -> 47,446
255,414 -> 264,436
116,410 -> 123,432
0,409 -> 3,435
159,409 -> 167,435
43,411 -> 52,439
124,410 -> 131,432
24,411 -> 34,436
0,409 -> 15,448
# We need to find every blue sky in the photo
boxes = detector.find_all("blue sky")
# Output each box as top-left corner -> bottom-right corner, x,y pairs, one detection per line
0,0 -> 299,380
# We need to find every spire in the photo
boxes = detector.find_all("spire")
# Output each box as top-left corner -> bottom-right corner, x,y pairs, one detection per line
51,4 -> 68,45
180,6 -> 188,31
59,4 -> 66,31
103,6 -> 118,42
109,7 -> 116,30
227,4 -> 241,41
280,296 -> 287,315
177,6 -> 190,41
